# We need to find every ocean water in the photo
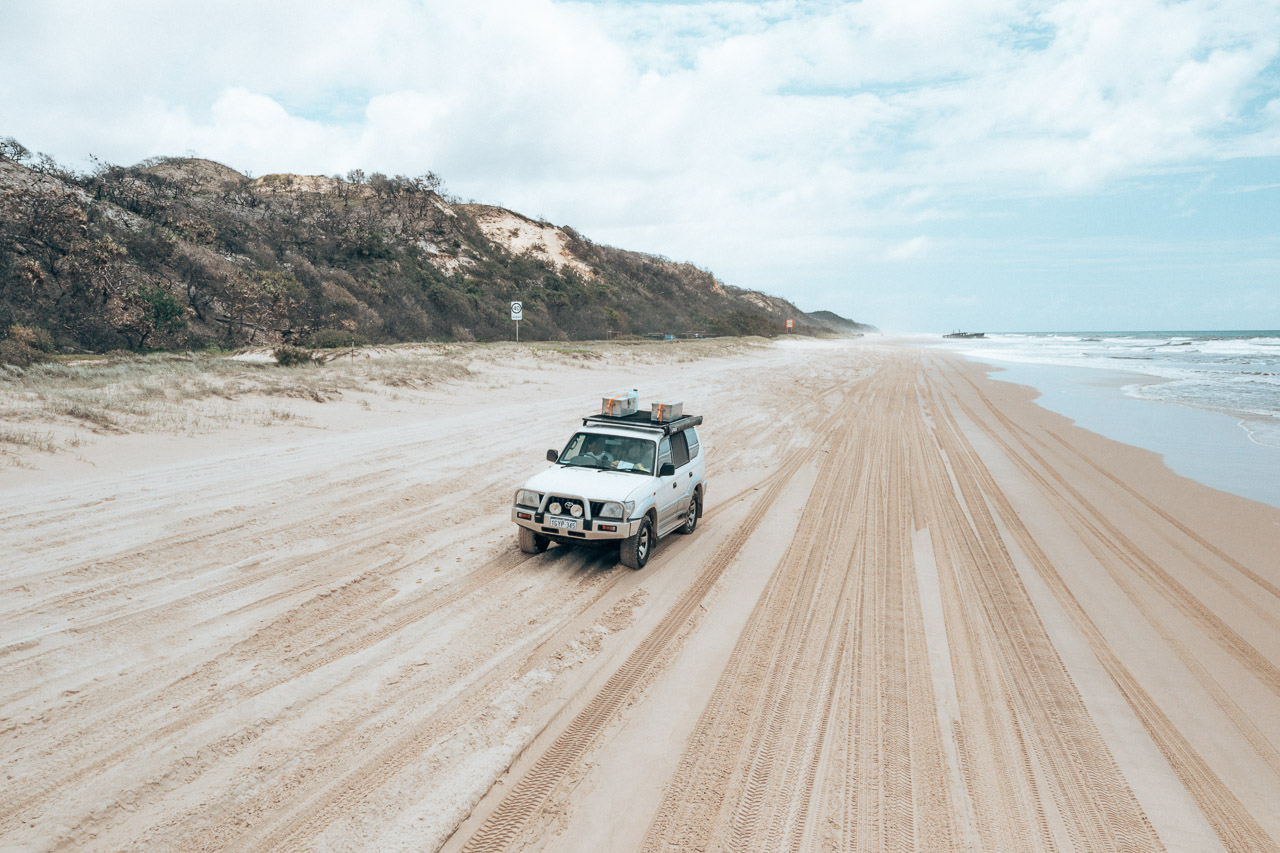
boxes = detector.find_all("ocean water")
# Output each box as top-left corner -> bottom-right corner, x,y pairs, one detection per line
928,331 -> 1280,509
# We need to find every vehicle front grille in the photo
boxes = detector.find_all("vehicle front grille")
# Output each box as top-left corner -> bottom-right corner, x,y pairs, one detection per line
546,496 -> 584,517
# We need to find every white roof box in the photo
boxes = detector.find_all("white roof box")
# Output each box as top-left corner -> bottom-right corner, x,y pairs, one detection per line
601,389 -> 639,417
650,401 -> 683,422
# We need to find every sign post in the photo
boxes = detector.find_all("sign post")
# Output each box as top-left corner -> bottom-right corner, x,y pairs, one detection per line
786,318 -> 794,332
510,301 -> 523,341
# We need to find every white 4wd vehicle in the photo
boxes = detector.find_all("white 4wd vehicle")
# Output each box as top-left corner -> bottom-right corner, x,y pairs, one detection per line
512,406 -> 706,569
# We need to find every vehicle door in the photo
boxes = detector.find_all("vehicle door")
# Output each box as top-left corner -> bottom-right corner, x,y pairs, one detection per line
685,426 -> 704,481
656,431 -> 694,535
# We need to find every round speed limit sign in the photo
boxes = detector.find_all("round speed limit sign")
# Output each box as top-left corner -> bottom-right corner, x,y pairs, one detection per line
510,301 -> 523,320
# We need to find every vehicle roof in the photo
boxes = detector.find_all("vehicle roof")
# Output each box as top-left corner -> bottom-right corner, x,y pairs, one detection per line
581,412 -> 702,436
575,425 -> 662,442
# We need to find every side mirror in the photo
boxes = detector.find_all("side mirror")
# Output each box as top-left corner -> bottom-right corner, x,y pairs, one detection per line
659,462 -> 676,477
547,449 -> 559,462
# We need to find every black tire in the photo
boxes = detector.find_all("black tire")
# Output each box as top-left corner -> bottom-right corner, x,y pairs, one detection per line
680,495 -> 699,534
518,526 -> 549,555
620,517 -> 653,570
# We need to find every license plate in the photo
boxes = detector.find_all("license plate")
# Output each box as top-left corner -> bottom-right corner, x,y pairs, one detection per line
547,517 -> 578,531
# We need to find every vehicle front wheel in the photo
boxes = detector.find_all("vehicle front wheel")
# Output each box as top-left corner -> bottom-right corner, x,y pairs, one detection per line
518,526 -> 549,555
620,517 -> 653,570
680,495 -> 699,534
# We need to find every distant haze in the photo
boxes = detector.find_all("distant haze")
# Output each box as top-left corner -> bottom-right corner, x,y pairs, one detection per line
3,0 -> 1278,332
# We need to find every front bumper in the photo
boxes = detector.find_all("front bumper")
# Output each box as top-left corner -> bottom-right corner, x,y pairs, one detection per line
511,507 -> 642,542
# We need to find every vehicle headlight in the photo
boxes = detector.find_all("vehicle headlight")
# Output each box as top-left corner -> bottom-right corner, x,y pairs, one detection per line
570,503 -> 583,518
598,501 -> 633,519
515,490 -> 541,507
549,501 -> 562,515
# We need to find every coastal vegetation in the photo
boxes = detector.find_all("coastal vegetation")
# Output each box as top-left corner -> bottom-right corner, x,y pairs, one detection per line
0,136 -> 872,360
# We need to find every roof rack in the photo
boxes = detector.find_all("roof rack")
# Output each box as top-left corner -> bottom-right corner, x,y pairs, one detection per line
582,411 -> 703,436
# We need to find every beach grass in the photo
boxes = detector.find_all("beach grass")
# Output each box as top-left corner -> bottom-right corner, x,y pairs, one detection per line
0,336 -> 776,460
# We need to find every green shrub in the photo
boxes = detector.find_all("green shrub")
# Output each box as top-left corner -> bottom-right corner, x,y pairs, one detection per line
135,285 -> 187,334
0,325 -> 54,366
0,339 -> 38,367
307,329 -> 369,349
272,345 -> 320,367
708,311 -> 779,338
7,324 -> 55,352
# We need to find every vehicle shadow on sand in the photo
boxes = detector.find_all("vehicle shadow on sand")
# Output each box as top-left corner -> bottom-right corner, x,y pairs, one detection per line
534,542 -> 626,576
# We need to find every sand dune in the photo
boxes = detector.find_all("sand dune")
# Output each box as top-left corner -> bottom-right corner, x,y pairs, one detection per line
3,340 -> 1278,851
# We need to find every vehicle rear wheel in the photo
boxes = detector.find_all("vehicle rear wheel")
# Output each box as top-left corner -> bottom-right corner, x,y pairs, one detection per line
680,495 -> 699,534
620,517 -> 653,570
518,526 -> 549,555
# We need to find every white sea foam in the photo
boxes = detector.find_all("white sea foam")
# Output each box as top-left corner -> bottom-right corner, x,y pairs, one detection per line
1239,418 -> 1280,450
933,331 -> 1280,425
926,331 -> 1280,508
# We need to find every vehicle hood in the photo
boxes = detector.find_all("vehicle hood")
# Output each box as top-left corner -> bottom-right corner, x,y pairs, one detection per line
521,465 -> 653,504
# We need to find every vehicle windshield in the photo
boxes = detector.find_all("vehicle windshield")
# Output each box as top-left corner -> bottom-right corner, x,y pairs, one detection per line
559,432 -> 656,473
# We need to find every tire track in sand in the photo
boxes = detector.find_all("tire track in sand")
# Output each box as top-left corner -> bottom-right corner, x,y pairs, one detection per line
933,355 -> 1276,852
640,351 -> 1162,852
940,362 -> 1280,780
235,369 -> 857,853
642,359 -> 959,852
919,377 -> 1162,852
451,404 -> 849,853
0,549 -> 532,839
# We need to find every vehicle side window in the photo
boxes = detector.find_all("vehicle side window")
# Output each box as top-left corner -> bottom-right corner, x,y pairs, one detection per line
658,437 -> 672,470
671,431 -> 690,468
686,427 -> 700,459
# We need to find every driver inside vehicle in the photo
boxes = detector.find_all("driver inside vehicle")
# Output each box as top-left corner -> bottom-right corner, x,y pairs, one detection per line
580,435 -> 613,466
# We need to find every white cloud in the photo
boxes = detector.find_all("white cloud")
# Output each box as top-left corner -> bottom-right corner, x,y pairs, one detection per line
6,0 -> 1276,191
884,236 -> 931,261
2,0 -> 1279,328
1229,182 -> 1280,193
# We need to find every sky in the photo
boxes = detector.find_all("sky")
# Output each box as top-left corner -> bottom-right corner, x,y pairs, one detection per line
2,0 -> 1279,332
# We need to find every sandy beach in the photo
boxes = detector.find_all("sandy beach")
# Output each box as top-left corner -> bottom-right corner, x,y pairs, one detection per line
3,338 -> 1279,852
